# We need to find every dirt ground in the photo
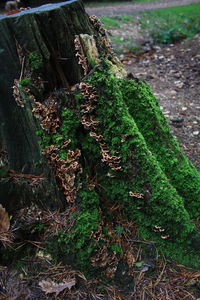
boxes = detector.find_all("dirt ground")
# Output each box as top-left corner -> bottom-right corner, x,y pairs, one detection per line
86,0 -> 200,17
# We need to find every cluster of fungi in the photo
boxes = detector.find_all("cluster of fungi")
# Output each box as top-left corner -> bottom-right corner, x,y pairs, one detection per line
12,79 -> 24,107
21,82 -> 82,203
79,82 -> 121,172
74,35 -> 88,76
89,15 -> 114,55
32,101 -> 60,134
43,143 -> 82,203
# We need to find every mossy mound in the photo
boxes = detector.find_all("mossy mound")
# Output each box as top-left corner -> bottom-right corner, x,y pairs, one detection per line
3,58 -> 199,277
122,79 -> 200,218
36,60 -> 200,273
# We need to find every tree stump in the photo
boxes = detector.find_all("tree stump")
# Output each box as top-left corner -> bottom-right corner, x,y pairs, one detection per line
0,0 -> 200,275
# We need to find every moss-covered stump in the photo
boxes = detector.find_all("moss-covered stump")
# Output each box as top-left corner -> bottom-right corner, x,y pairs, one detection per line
0,0 -> 200,278
65,61 -> 200,271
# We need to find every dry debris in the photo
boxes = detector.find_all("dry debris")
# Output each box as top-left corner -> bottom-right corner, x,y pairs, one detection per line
0,205 -> 13,248
39,278 -> 76,296
8,169 -> 44,187
0,204 -> 10,233
32,101 -> 60,134
0,204 -> 200,299
43,142 -> 82,203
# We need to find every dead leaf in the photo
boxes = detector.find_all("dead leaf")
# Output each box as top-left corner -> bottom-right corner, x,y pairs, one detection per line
125,250 -> 136,268
0,204 -> 10,233
39,278 -> 76,296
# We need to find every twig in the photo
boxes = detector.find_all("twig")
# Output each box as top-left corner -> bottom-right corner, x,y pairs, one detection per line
19,56 -> 25,81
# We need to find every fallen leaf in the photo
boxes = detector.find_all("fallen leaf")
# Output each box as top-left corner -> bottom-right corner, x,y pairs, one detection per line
126,250 -> 136,267
39,278 -> 76,296
174,80 -> 184,88
182,107 -> 187,111
0,204 -> 10,233
193,131 -> 199,136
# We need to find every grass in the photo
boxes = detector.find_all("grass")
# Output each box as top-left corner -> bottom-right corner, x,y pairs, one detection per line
100,16 -> 121,28
99,4 -> 200,54
140,4 -> 200,43
100,15 -> 134,28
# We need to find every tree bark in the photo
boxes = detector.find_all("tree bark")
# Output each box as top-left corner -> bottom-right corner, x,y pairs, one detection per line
0,0 -> 200,274
0,0 -> 93,210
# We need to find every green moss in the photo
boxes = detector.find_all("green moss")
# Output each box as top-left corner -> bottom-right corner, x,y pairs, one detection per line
60,108 -> 80,148
121,79 -> 200,218
110,243 -> 123,255
27,59 -> 200,271
88,57 -> 99,69
36,107 -> 81,154
75,60 -> 200,266
67,188 -> 100,272
32,96 -> 103,272
158,240 -> 200,268
28,51 -> 43,72
19,77 -> 32,87
115,225 -> 124,235
36,129 -> 51,150
46,188 -> 101,274
33,223 -> 46,234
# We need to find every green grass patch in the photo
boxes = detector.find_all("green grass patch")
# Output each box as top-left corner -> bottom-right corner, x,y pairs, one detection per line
140,4 -> 200,43
100,16 -> 120,28
100,15 -> 135,28
99,4 -> 200,53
